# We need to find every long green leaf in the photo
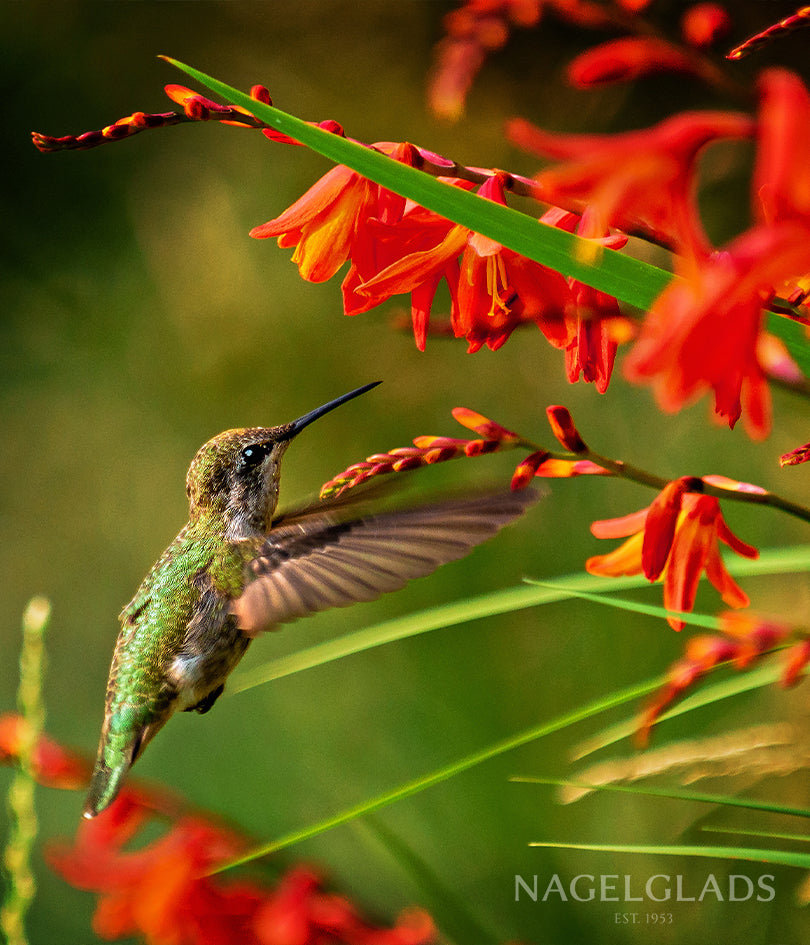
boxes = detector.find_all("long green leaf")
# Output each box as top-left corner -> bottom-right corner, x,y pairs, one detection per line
521,580 -> 723,630
702,826 -> 810,844
527,840 -> 810,869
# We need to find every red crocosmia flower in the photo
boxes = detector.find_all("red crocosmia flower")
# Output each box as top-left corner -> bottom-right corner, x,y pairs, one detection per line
507,110 -> 755,259
250,143 -> 417,283
587,481 -> 758,631
567,37 -> 705,89
540,207 -> 629,392
681,3 -> 731,49
255,868 -> 436,945
343,182 -> 475,350
624,222 -> 810,439
355,174 -> 572,352
624,70 -> 810,439
453,175 -> 572,351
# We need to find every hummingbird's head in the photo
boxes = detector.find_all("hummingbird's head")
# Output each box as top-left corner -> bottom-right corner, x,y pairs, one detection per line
186,426 -> 291,538
185,382 -> 381,539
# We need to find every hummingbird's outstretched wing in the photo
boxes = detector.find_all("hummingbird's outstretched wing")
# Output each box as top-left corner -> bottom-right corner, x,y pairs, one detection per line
231,489 -> 538,635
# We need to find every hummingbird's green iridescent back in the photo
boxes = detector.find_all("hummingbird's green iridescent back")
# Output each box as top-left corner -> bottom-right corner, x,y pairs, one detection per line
86,519 -> 252,816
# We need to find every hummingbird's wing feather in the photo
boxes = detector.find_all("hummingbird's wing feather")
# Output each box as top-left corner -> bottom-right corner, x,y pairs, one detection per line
231,489 -> 537,635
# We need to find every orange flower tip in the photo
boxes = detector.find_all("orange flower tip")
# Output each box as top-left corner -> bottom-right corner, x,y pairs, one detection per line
31,131 -> 66,152
510,468 -> 534,491
701,473 -> 767,495
412,435 -> 467,450
545,405 -> 586,452
102,122 -> 132,140
424,446 -> 459,463
451,407 -> 520,442
510,450 -> 551,490
392,456 -> 423,472
780,443 -> 810,467
163,83 -> 193,105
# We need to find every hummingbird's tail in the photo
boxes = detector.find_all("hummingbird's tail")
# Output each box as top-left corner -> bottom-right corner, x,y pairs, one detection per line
83,713 -> 168,819
83,754 -> 134,819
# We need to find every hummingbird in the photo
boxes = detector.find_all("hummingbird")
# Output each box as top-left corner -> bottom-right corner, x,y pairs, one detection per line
84,381 -> 536,818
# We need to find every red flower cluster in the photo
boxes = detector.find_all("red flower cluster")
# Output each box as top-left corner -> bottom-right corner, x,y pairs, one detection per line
639,612 -> 810,745
253,167 -> 631,391
510,67 -> 810,438
0,715 -> 436,945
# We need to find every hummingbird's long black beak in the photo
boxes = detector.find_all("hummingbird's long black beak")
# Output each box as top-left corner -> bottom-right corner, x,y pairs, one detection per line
282,381 -> 381,440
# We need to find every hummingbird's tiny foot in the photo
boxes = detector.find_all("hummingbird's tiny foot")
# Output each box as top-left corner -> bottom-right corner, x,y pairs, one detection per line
186,683 -> 225,714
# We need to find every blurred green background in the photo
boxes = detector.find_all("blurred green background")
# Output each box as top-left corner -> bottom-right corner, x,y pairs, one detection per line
3,2 -> 810,943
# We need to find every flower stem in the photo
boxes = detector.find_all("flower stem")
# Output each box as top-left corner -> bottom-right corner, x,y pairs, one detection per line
1,598 -> 50,945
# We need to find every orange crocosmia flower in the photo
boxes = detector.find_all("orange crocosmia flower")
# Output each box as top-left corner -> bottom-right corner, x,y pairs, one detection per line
587,484 -> 758,631
507,110 -> 755,260
250,142 -> 416,284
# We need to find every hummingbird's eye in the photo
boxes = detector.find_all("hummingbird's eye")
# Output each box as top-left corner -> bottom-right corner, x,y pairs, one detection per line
240,444 -> 268,468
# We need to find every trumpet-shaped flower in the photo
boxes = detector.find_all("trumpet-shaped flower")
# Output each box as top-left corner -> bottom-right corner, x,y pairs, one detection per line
587,479 -> 758,630
343,187 -> 473,349
507,110 -> 755,259
540,207 -> 630,392
357,174 -> 572,352
625,69 -> 810,439
250,142 -> 418,283
623,223 -> 810,439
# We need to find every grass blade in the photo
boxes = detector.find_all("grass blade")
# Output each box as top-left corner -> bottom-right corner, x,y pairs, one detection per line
527,841 -> 810,869
210,673 -> 665,873
510,775 -> 810,819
